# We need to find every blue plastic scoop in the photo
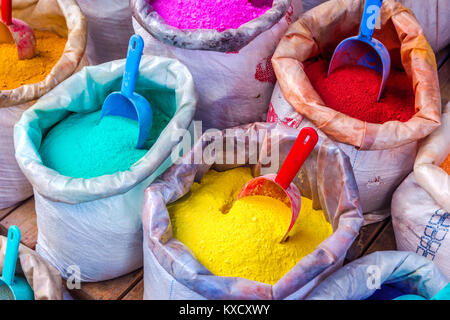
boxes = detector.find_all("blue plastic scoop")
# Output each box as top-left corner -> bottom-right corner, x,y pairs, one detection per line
0,226 -> 34,300
100,34 -> 152,149
328,0 -> 390,101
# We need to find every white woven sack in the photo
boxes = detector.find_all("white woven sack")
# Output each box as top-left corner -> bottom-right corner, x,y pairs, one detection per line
131,0 -> 303,130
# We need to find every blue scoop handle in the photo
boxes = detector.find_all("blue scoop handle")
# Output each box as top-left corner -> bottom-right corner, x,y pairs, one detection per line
2,226 -> 21,286
359,0 -> 382,40
121,35 -> 144,98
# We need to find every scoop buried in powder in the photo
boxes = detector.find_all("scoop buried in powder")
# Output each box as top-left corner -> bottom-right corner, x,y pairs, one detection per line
237,127 -> 318,242
100,35 -> 152,149
0,0 -> 36,59
328,0 -> 390,101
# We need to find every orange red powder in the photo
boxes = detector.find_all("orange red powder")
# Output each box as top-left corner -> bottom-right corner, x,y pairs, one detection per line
440,154 -> 450,175
303,59 -> 416,124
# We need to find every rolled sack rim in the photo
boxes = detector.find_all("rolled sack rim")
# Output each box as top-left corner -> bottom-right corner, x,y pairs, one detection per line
413,102 -> 450,212
272,0 -> 441,150
305,251 -> 450,300
13,56 -> 197,204
0,0 -> 88,108
130,0 -> 291,52
142,122 -> 363,300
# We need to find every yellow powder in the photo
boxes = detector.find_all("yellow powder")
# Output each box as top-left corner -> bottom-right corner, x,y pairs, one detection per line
0,30 -> 66,90
440,154 -> 450,175
168,167 -> 333,285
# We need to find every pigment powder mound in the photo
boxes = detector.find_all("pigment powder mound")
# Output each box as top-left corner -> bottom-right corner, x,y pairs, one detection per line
150,0 -> 273,31
303,59 -> 416,124
168,167 -> 333,285
440,154 -> 450,175
39,109 -> 171,178
0,30 -> 66,90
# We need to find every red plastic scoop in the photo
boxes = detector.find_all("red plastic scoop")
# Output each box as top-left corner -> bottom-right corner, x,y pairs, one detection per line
238,127 -> 318,242
0,0 -> 36,60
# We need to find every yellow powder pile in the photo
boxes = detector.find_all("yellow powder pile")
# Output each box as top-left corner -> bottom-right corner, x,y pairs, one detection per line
440,154 -> 450,175
168,167 -> 333,285
0,30 -> 66,90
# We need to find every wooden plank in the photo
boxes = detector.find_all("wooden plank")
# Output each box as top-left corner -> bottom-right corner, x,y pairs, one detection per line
0,203 -> 21,223
364,220 -> 397,256
122,279 -> 144,300
0,197 -> 37,249
68,269 -> 143,300
438,55 -> 450,106
0,196 -> 143,301
345,219 -> 388,263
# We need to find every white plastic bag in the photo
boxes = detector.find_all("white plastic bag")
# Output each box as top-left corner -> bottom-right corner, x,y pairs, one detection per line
0,0 -> 87,209
14,56 -> 197,282
391,102 -> 450,278
0,105 -> 33,209
398,0 -> 450,53
75,0 -> 135,65
131,0 -> 303,130
306,251 -> 449,300
142,122 -> 363,299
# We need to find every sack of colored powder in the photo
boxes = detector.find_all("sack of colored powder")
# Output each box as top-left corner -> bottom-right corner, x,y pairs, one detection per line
0,235 -> 63,300
391,101 -> 450,278
131,0 -> 303,130
142,122 -> 363,299
14,56 -> 197,282
75,0 -> 135,65
0,0 -> 87,209
306,251 -> 449,300
268,0 -> 441,220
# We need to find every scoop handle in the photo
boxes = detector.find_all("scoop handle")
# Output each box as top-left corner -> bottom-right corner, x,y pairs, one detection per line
275,127 -> 318,190
1,0 -> 12,25
359,0 -> 382,40
121,34 -> 144,98
2,226 -> 21,286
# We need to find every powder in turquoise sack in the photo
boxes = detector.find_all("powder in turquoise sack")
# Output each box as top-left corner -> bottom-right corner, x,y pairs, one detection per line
39,109 -> 171,179
0,284 -> 14,300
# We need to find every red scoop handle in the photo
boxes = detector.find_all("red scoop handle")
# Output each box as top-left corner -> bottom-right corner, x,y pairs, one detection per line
1,0 -> 12,25
274,127 -> 318,190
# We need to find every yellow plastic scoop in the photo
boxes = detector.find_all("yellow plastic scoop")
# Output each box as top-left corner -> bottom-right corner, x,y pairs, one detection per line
0,0 -> 36,59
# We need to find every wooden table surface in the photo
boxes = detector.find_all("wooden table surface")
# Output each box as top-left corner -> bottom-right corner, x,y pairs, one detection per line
0,48 -> 448,300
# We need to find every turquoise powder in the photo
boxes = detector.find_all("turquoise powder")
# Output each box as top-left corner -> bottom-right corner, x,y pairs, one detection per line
39,109 -> 171,178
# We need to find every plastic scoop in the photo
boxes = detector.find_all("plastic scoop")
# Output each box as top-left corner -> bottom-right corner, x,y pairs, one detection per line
0,226 -> 34,300
328,0 -> 390,101
0,0 -> 36,60
238,127 -> 319,242
394,283 -> 450,300
100,34 -> 152,149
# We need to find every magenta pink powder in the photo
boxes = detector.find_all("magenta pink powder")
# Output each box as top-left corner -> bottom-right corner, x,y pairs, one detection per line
150,0 -> 273,31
